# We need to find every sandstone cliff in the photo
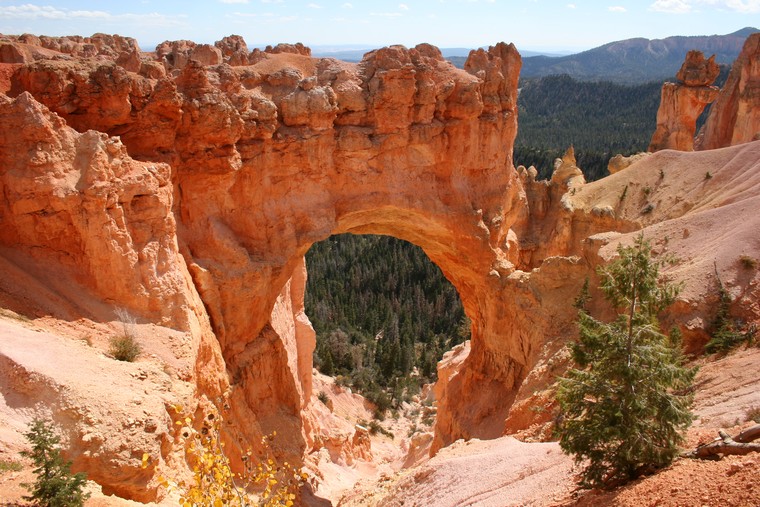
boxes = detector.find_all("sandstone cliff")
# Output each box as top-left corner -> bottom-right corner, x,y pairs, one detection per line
0,90 -> 229,500
0,32 -> 758,502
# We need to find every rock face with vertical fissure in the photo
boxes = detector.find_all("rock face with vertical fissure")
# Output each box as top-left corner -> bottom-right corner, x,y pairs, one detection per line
696,33 -> 760,150
649,50 -> 720,152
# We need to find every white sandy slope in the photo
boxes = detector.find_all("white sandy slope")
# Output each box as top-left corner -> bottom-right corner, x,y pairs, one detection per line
570,141 -> 760,346
0,310 -> 194,505
339,436 -> 575,507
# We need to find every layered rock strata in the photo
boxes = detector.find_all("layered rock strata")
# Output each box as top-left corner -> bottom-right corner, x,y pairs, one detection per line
0,91 -> 228,500
1,36 -> 534,490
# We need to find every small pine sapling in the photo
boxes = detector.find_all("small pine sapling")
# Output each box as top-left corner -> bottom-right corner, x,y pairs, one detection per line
21,418 -> 89,507
704,279 -> 756,354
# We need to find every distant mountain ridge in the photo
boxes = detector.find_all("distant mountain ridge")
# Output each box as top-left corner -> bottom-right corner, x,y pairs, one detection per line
520,27 -> 758,83
311,28 -> 757,82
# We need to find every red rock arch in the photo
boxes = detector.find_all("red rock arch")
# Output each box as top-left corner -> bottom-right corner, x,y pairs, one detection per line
4,38 -> 568,458
170,43 -> 531,454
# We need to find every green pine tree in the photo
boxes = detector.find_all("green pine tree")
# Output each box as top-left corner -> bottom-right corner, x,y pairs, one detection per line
321,349 -> 335,376
704,278 -> 754,354
21,418 -> 90,507
556,235 -> 696,489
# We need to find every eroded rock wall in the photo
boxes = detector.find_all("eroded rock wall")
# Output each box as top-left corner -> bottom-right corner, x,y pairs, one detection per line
2,35 -> 534,478
0,92 -> 188,329
0,91 -> 228,501
697,33 -> 760,150
649,50 -> 720,152
2,31 -> 758,500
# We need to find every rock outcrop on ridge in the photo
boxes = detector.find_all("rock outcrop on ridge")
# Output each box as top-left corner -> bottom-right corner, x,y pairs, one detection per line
649,50 -> 720,152
0,31 -> 758,501
697,32 -> 760,150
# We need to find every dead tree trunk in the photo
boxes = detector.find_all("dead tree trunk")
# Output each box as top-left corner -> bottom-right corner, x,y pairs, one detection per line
685,424 -> 760,459
735,424 -> 760,443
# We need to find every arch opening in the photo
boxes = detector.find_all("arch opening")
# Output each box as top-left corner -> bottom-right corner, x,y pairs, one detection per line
304,233 -> 470,416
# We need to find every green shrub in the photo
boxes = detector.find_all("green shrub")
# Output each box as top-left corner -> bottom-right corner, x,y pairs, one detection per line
0,458 -> 22,473
704,283 -> 756,354
739,255 -> 758,270
368,420 -> 394,439
317,391 -> 329,405
109,334 -> 142,362
109,307 -> 141,362
745,406 -> 760,424
21,418 -> 89,507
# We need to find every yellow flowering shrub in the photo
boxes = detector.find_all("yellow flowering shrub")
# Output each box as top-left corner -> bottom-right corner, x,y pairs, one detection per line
144,406 -> 306,506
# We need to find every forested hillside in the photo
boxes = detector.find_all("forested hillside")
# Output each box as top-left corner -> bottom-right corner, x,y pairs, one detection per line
519,27 -> 755,83
305,234 -> 468,412
514,74 -> 662,181
514,68 -> 729,181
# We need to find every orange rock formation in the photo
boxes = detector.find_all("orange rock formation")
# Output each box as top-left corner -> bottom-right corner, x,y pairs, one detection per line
697,32 -> 760,150
0,35 -> 530,495
649,50 -> 720,152
1,32 -> 758,501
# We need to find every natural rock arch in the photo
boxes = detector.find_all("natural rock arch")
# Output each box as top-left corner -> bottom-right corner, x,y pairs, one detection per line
171,42 -> 532,454
2,37 -> 587,462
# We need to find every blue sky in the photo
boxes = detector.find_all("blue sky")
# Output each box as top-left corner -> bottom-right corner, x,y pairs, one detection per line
0,1 -> 757,52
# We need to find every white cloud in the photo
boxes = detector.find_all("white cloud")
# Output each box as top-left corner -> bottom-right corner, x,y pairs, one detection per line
307,3 -> 323,8
650,0 -> 760,13
649,0 -> 692,12
399,3 -> 410,10
0,4 -> 184,26
218,0 -> 249,4
232,11 -> 276,18
0,5 -> 98,19
342,2 -> 353,7
702,0 -> 760,12
370,11 -> 403,17
567,3 -> 576,8
608,5 -> 627,11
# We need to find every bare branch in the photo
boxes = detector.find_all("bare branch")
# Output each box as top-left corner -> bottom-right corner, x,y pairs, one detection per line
684,425 -> 760,459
